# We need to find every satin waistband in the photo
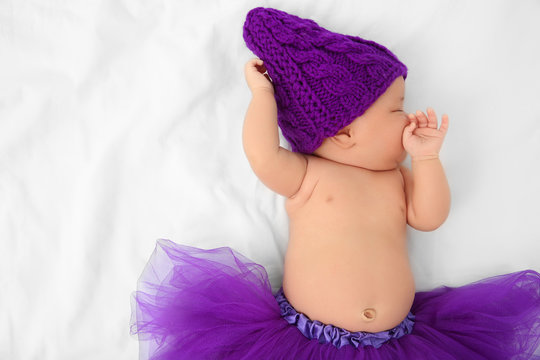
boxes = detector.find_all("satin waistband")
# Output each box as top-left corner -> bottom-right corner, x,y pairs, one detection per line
274,287 -> 415,349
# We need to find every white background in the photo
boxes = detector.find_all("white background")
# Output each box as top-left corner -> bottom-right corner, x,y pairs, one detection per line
1,0 -> 539,358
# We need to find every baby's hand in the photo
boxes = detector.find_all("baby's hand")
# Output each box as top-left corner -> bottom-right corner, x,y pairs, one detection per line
402,108 -> 449,161
244,58 -> 274,94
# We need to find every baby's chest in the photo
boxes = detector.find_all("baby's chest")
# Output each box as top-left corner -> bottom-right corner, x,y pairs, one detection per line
315,175 -> 405,217
286,164 -> 406,221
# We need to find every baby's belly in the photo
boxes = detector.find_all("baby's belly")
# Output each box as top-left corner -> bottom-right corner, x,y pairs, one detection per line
282,232 -> 415,333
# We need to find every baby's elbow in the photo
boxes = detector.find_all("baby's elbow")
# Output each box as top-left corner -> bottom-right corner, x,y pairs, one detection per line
410,221 -> 442,232
407,212 -> 448,232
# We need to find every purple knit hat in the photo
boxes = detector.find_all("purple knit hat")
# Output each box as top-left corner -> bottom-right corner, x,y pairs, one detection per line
243,7 -> 408,154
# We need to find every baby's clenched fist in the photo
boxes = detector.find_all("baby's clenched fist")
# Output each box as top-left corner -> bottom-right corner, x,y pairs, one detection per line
244,58 -> 274,94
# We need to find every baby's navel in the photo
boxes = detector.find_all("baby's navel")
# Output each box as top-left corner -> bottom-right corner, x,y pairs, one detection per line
361,308 -> 376,321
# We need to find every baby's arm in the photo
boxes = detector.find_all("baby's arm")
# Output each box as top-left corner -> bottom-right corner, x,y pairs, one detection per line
401,108 -> 451,231
242,58 -> 307,197
400,159 -> 450,231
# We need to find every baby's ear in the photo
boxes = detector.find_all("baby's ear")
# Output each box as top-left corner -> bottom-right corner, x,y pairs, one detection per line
329,126 -> 355,149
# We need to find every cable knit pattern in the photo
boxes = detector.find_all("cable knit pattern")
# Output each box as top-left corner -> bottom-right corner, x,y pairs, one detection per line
275,287 -> 415,349
243,7 -> 408,153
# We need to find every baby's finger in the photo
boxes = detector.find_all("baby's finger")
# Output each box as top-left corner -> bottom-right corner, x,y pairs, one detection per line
426,107 -> 438,129
416,110 -> 428,127
408,113 -> 418,127
245,58 -> 261,71
403,119 -> 416,139
255,62 -> 268,74
439,114 -> 449,134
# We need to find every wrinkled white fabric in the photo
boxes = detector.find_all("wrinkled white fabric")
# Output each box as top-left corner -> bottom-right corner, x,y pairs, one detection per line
1,1 -> 539,359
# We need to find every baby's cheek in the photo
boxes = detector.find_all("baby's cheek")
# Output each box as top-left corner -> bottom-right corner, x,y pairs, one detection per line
398,149 -> 407,162
400,112 -> 410,123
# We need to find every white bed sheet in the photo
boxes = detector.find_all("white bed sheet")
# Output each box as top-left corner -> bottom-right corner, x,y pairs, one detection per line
1,0 -> 539,358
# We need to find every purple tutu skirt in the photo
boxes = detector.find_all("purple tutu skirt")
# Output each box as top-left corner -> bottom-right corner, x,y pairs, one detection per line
130,239 -> 540,360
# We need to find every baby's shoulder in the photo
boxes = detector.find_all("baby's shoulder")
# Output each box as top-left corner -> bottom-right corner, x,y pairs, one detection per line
285,155 -> 336,209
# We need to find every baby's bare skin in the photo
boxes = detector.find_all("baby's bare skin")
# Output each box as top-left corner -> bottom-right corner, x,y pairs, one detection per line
243,58 -> 450,332
283,156 -> 415,332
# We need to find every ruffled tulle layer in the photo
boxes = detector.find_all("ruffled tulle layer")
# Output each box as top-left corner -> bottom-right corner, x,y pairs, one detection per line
130,239 -> 540,360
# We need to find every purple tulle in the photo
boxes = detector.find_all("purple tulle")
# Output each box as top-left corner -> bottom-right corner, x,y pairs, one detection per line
130,239 -> 540,359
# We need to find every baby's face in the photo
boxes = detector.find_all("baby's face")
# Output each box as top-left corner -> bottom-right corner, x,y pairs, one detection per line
343,76 -> 409,170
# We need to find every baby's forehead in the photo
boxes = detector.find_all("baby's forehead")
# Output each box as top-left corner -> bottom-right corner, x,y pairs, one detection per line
381,77 -> 406,102
389,76 -> 406,92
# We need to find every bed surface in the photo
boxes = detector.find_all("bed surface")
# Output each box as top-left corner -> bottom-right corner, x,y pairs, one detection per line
1,1 -> 539,358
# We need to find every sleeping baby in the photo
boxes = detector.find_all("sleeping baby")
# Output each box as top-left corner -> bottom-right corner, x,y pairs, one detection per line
243,60 -> 450,333
130,7 -> 540,359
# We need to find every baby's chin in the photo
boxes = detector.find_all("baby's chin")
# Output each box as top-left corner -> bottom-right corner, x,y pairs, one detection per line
312,145 -> 406,171
331,157 -> 403,172
398,148 -> 408,163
